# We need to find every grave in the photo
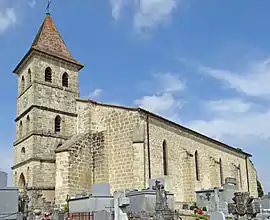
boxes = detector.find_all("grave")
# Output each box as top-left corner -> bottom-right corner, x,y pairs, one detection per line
228,192 -> 260,220
196,177 -> 238,215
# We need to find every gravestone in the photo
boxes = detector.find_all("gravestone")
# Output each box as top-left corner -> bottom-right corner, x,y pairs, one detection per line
210,211 -> 226,220
228,192 -> 260,220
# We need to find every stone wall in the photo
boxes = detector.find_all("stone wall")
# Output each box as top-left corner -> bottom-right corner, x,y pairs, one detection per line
55,132 -> 106,205
141,114 -> 252,207
247,158 -> 258,197
88,102 -> 140,193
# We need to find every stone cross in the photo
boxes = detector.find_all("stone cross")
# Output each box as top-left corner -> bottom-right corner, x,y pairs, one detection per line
214,188 -> 220,212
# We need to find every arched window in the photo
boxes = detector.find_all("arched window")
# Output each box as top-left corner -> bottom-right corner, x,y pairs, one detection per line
19,121 -> 23,137
238,164 -> 242,188
219,158 -> 223,185
26,115 -> 30,133
45,67 -> 52,83
62,72 -> 69,87
55,116 -> 61,133
21,147 -> 25,154
18,173 -> 26,193
195,151 -> 199,181
21,76 -> 25,92
28,68 -> 31,85
162,140 -> 168,176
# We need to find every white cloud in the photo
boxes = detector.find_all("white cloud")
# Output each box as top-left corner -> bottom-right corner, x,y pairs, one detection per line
88,88 -> 103,99
154,72 -> 185,93
200,59 -> 270,98
109,0 -> 180,31
134,0 -> 178,31
134,92 -> 183,120
0,8 -> 17,34
206,99 -> 253,114
28,0 -> 36,9
110,0 -> 126,20
135,72 -> 185,121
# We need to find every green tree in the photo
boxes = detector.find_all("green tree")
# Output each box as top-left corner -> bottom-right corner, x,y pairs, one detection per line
257,179 -> 264,197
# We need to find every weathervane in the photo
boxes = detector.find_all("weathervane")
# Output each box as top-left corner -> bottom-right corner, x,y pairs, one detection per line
46,0 -> 52,15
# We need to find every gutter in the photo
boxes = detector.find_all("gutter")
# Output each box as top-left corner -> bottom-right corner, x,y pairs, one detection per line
245,156 -> 250,192
146,115 -> 151,179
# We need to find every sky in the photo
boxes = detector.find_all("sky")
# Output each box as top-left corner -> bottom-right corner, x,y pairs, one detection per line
0,0 -> 269,194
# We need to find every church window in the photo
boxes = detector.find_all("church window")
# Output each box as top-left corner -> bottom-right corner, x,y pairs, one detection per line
162,140 -> 168,176
55,116 -> 61,133
62,72 -> 69,87
26,115 -> 30,133
219,158 -> 223,185
21,147 -> 25,155
195,150 -> 199,181
18,173 -> 26,193
21,76 -> 25,92
19,121 -> 23,137
45,67 -> 52,83
28,68 -> 31,85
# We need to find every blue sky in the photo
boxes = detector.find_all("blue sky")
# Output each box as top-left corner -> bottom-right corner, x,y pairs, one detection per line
0,0 -> 269,193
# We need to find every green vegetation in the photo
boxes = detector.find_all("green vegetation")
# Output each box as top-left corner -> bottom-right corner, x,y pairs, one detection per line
257,179 -> 264,197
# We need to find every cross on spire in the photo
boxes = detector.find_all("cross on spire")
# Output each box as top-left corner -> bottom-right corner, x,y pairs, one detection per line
46,0 -> 52,15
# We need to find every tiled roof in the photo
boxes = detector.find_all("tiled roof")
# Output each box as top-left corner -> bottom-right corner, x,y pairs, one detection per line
13,14 -> 83,73
31,14 -> 83,66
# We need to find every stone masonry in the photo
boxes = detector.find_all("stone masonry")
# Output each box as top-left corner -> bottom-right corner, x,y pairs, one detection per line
12,13 -> 258,211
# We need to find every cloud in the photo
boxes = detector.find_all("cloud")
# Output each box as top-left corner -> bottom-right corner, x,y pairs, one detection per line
0,8 -> 17,34
134,0 -> 178,31
206,99 -> 253,114
28,0 -> 36,9
153,72 -> 185,93
134,72 -> 185,121
109,0 -> 180,31
200,59 -> 270,98
110,0 -> 126,20
135,92 -> 183,120
88,88 -> 103,99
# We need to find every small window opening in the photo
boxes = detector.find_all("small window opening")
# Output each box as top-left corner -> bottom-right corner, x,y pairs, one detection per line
62,72 -> 69,87
21,76 -> 25,92
28,69 -> 31,85
45,67 -> 52,83
195,151 -> 199,181
162,140 -> 168,176
55,116 -> 61,133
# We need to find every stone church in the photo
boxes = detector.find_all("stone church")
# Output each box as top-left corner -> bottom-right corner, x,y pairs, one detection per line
12,13 -> 258,209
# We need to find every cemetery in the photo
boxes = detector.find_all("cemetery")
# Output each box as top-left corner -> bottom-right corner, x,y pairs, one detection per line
1,171 -> 270,220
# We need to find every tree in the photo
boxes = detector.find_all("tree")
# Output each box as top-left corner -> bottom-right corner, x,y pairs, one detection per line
257,179 -> 264,197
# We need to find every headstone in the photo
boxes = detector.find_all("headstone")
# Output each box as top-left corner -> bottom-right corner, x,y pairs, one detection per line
114,191 -> 129,220
228,192 -> 260,220
210,211 -> 226,220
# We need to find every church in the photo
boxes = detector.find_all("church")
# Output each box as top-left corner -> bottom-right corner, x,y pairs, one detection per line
12,13 -> 258,209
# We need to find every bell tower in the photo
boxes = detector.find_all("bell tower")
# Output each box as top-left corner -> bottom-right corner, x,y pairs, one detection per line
12,13 -> 83,208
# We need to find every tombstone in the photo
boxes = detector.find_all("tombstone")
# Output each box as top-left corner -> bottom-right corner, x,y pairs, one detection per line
228,192 -> 260,220
114,191 -> 130,220
210,211 -> 226,220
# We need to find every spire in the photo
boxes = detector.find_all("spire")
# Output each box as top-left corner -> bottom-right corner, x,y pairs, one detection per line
13,14 -> 83,73
31,14 -> 83,67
